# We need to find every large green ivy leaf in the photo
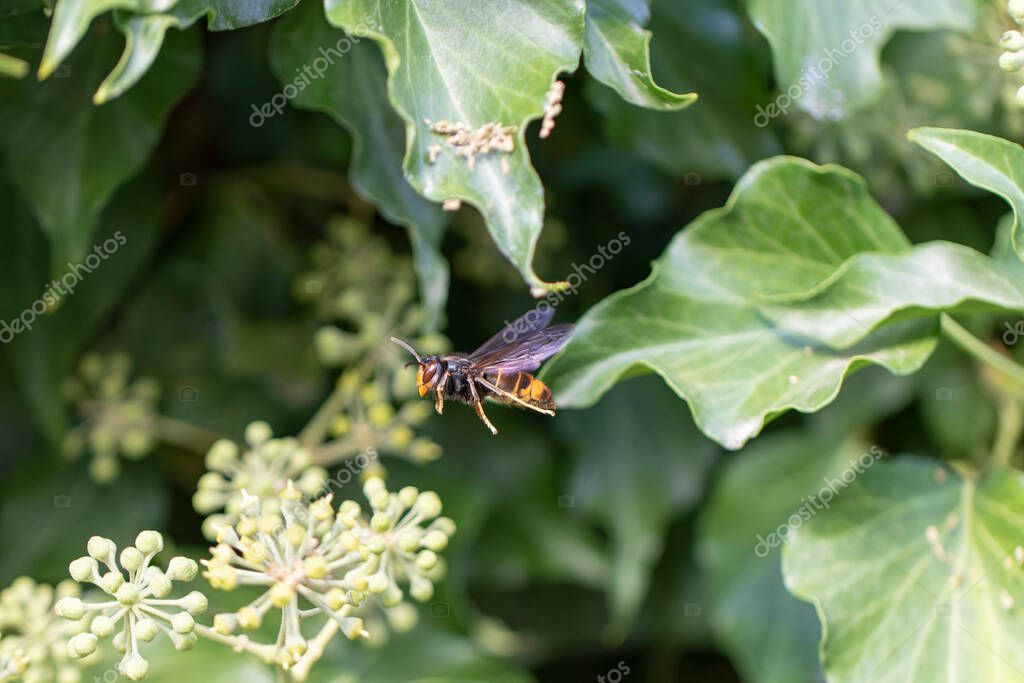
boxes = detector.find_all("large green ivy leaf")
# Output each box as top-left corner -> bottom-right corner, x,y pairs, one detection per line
0,20 -> 198,275
269,2 -> 449,327
543,158 -> 939,448
323,0 -> 585,294
911,128 -> 1024,266
746,0 -> 977,119
582,0 -> 695,111
698,432 -> 862,683
785,458 -> 1024,682
589,0 -> 779,180
557,376 -> 717,638
765,241 -> 1024,348
544,156 -> 1024,448
39,0 -> 300,102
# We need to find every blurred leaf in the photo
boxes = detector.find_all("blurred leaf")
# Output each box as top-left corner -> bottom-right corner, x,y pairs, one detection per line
0,51 -> 28,76
697,432 -> 854,683
0,459 -> 168,585
544,157 -> 937,449
582,0 -> 696,111
916,343 -> 997,461
589,0 -> 779,180
39,0 -> 297,102
310,620 -> 536,683
323,0 -> 584,294
0,21 -> 198,276
0,175 -> 164,442
269,2 -> 449,327
747,0 -> 976,118
785,458 -> 1024,682
911,127 -> 1024,266
558,376 -> 717,638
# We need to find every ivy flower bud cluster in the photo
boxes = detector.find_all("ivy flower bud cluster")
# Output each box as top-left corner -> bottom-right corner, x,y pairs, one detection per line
200,477 -> 454,674
1002,1 -> 1024,105
55,532 -> 206,681
192,421 -> 328,539
61,352 -> 160,483
0,577 -> 90,683
320,372 -> 443,465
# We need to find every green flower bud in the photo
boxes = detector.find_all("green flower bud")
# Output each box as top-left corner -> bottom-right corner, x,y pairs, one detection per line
205,439 -> 239,470
244,421 -> 273,446
121,653 -> 149,681
413,491 -> 442,519
145,568 -> 172,598
386,602 -> 418,633
55,596 -> 86,619
115,583 -> 140,606
213,613 -> 236,635
67,633 -> 97,658
99,571 -> 124,594
166,557 -> 198,582
180,591 -> 208,615
422,529 -> 448,551
69,556 -> 97,583
135,617 -> 158,642
87,536 -> 115,562
1000,50 -> 1024,72
416,550 -> 438,570
90,615 -> 115,637
171,612 -> 195,634
135,530 -> 163,554
1012,0 -> 1024,23
119,547 -> 144,572
1002,30 -> 1024,51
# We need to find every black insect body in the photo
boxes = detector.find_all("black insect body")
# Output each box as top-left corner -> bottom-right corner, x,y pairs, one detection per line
391,308 -> 573,435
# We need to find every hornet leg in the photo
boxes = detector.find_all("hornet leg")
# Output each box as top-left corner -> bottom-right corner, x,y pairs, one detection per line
468,380 -> 498,435
434,369 -> 449,415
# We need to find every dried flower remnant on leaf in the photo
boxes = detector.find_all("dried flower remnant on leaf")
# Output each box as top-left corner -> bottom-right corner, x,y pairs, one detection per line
539,80 -> 565,139
425,119 -> 516,170
55,532 -> 206,681
62,352 -> 159,483
193,421 -> 328,540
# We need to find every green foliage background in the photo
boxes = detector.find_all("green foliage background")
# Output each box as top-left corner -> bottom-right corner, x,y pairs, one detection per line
3,0 -> 1024,681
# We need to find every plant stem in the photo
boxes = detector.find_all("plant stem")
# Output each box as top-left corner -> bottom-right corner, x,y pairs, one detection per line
939,314 -> 1024,389
289,620 -> 340,682
153,416 -> 224,453
299,380 -> 347,447
993,397 -> 1024,468
193,623 -> 279,663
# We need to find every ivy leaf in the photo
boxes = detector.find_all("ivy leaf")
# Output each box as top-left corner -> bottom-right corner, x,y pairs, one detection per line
543,158 -> 936,449
911,127 -> 1024,266
558,376 -> 717,638
746,0 -> 977,118
582,0 -> 695,110
269,1 -> 449,327
0,21 -> 198,275
784,458 -> 1024,682
323,0 -> 585,294
697,431 -> 855,683
764,241 -> 1024,348
39,0 -> 300,103
589,0 -> 779,180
